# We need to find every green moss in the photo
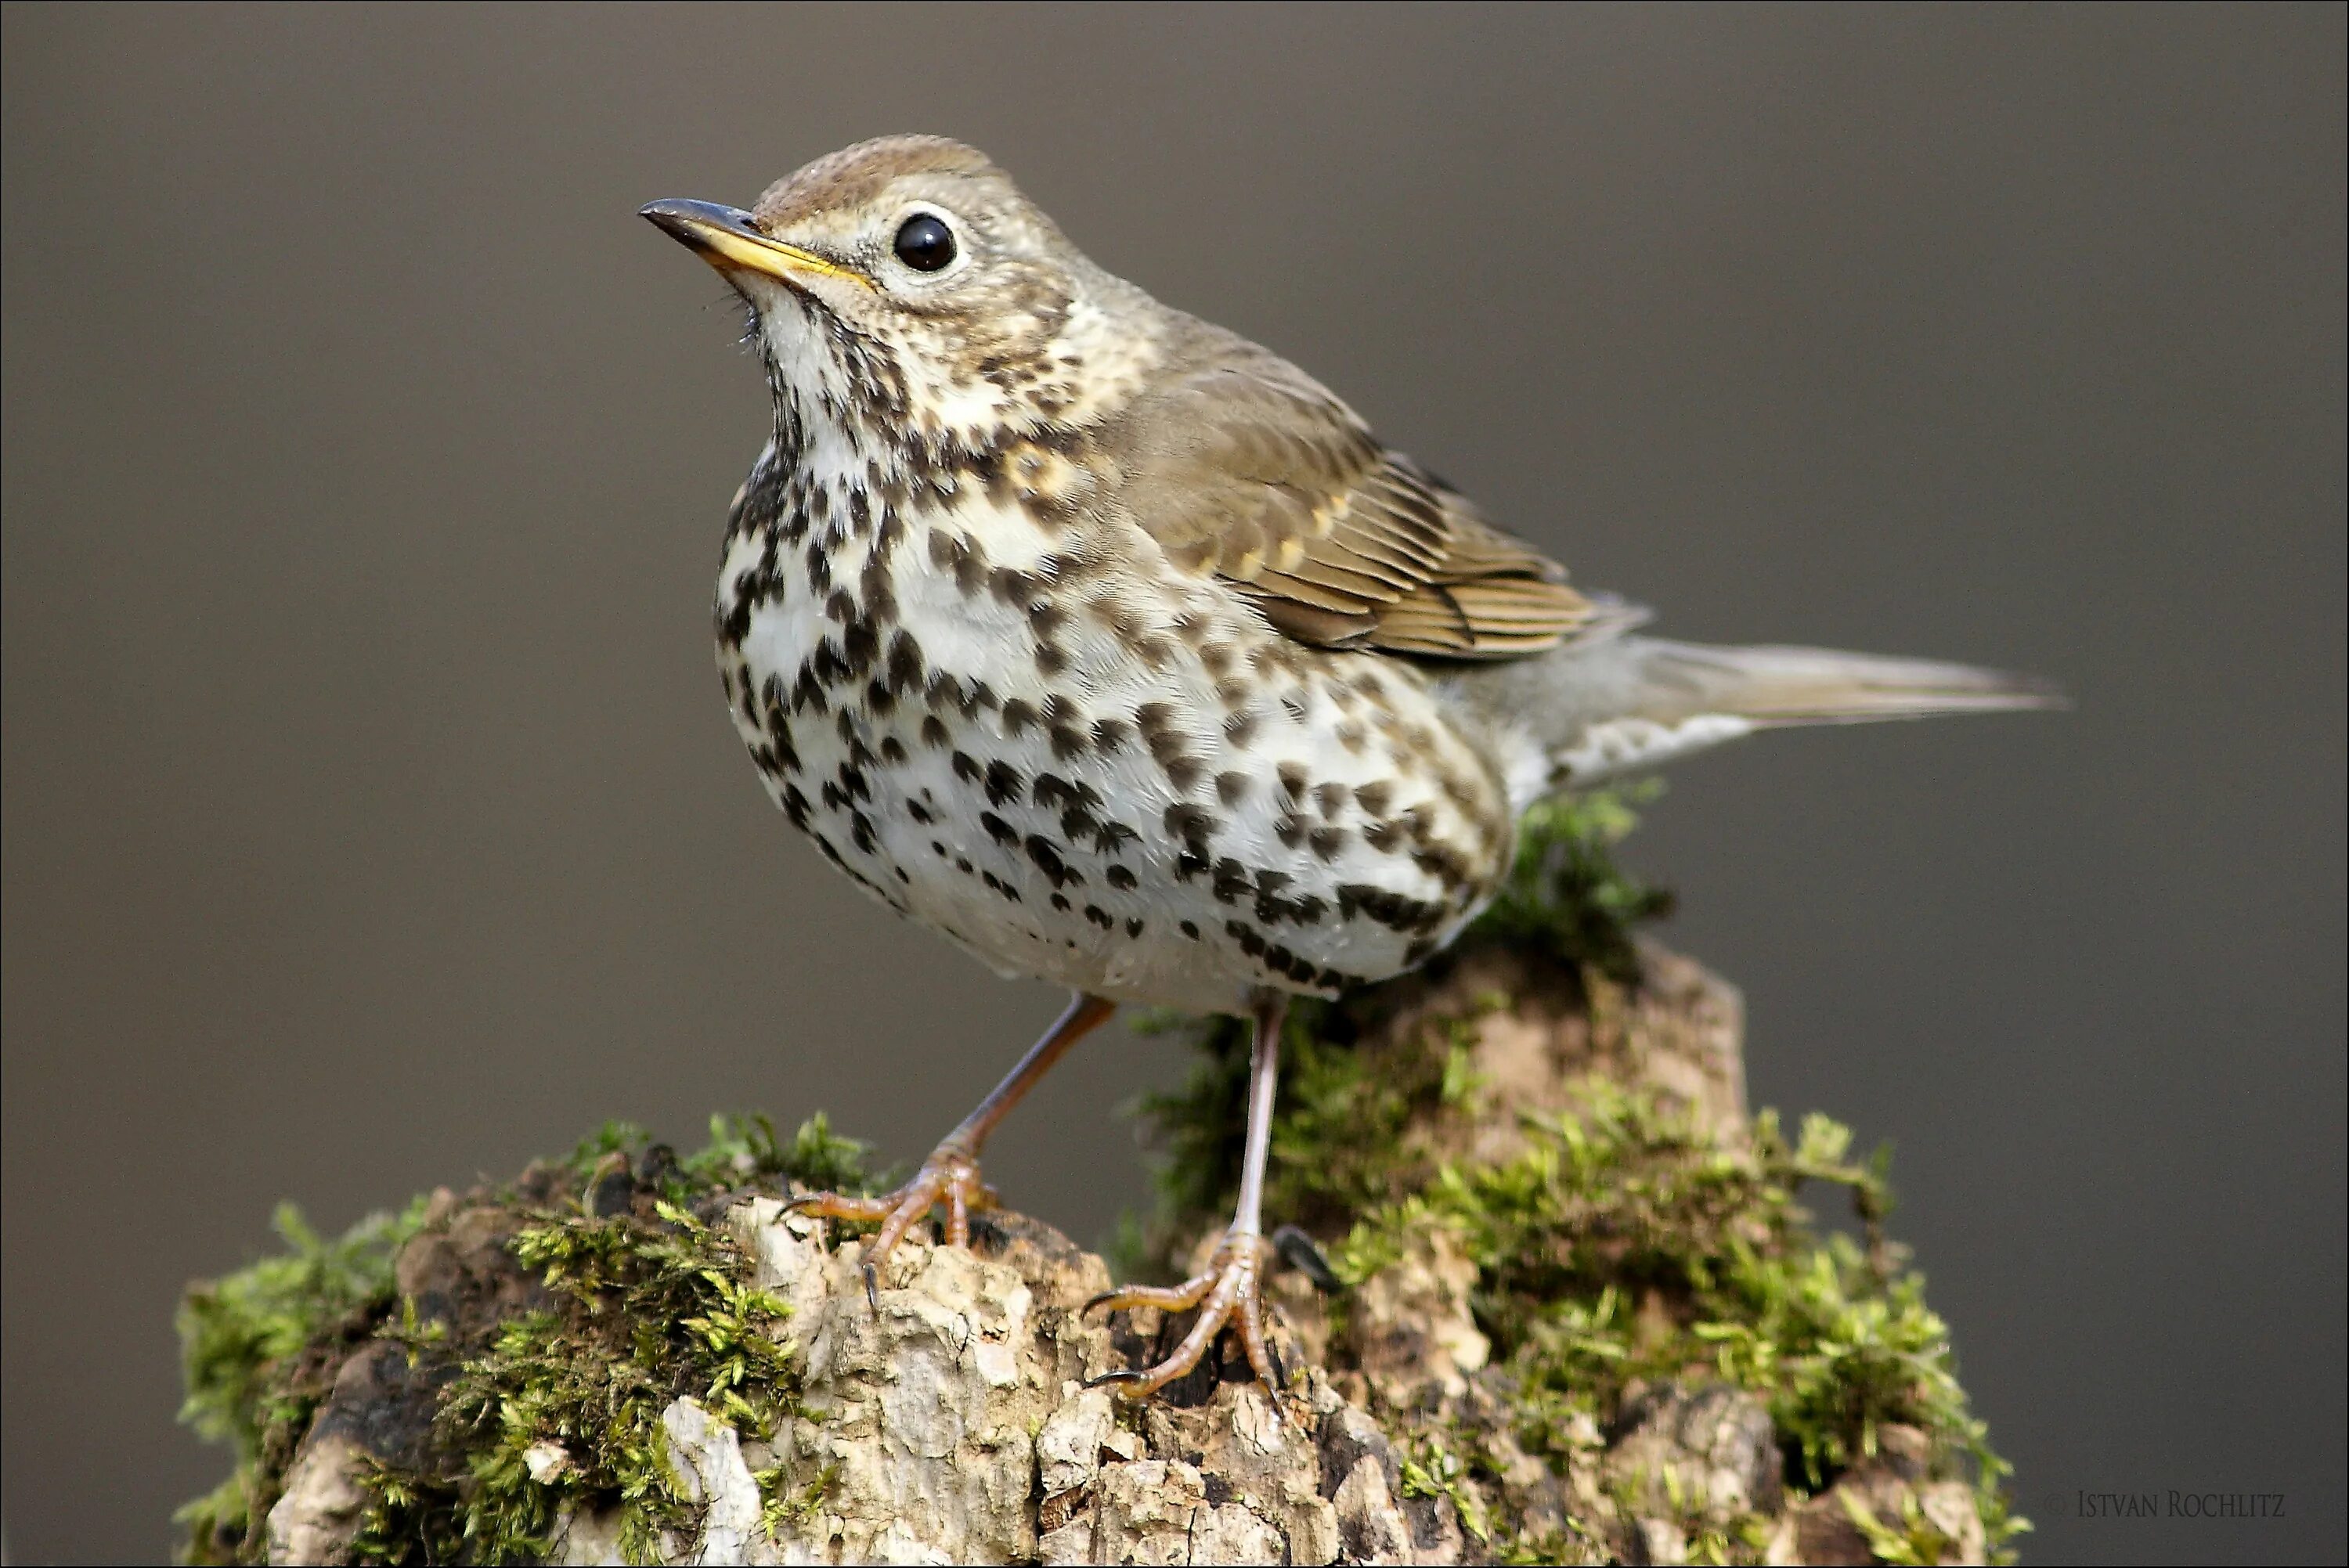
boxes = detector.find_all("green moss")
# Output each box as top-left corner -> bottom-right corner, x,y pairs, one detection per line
1128,997 -> 1424,1240
1330,1090 -> 2021,1557
176,1200 -> 431,1563
1397,1433 -> 1496,1544
177,1114 -> 868,1565
359,1199 -> 805,1563
567,1110 -> 873,1203
1840,1487 -> 1978,1567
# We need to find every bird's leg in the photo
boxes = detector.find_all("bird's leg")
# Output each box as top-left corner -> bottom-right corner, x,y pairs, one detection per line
788,991 -> 1114,1303
1086,991 -> 1294,1406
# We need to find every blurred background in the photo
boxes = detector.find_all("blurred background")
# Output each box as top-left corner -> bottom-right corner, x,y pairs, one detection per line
4,5 -> 2342,1562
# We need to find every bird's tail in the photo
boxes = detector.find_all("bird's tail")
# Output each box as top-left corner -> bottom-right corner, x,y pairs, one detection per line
1445,635 -> 2060,795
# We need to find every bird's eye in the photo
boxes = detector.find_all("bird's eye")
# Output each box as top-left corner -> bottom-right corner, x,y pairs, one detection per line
893,213 -> 957,272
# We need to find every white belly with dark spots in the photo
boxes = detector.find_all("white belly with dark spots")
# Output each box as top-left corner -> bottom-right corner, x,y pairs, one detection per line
716,490 -> 1512,1012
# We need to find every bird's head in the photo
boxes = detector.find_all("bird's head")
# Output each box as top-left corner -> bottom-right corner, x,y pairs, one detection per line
644,136 -> 1156,456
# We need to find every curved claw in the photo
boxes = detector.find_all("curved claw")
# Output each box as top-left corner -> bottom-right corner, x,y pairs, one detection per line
1081,1368 -> 1149,1390
1271,1224 -> 1343,1293
787,1144 -> 990,1309
1088,1229 -> 1295,1413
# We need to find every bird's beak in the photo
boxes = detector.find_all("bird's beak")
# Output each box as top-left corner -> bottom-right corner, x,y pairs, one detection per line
639,199 -> 866,286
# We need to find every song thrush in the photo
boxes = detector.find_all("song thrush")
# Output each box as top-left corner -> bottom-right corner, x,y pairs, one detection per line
642,136 -> 2050,1404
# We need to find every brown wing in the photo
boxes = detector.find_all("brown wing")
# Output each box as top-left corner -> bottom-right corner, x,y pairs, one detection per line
1116,355 -> 1592,660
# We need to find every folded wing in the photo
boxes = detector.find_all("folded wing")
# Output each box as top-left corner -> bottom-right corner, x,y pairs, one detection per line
1116,351 -> 1594,660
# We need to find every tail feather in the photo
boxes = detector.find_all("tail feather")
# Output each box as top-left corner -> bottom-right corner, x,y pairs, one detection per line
1442,634 -> 2059,797
1629,640 -> 2063,726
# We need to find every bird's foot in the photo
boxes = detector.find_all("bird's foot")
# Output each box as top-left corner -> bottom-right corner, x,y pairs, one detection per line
1083,1226 -> 1297,1414
785,1141 -> 994,1308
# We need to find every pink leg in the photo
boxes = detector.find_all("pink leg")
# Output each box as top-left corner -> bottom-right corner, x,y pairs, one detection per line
790,992 -> 1116,1303
1086,992 -> 1295,1405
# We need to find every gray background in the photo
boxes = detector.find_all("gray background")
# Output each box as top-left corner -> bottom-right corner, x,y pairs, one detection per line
4,5 -> 2341,1562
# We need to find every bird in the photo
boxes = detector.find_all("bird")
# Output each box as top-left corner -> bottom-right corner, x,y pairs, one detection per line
641,135 -> 2052,1406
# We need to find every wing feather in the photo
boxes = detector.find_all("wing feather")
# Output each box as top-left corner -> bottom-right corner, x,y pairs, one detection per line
1114,344 -> 1593,660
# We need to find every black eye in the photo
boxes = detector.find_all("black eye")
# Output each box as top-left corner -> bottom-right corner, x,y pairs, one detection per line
893,213 -> 957,272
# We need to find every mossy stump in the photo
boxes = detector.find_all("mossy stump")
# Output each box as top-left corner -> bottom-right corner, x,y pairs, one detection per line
179,797 -> 2024,1565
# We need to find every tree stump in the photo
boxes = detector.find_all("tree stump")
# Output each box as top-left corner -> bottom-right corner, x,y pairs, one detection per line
180,804 -> 2021,1565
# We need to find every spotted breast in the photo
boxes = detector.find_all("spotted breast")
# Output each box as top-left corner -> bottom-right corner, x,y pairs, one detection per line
712,428 -> 1518,1016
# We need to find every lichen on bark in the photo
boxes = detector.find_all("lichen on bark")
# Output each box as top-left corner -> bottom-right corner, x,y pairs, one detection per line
178,792 -> 2024,1565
